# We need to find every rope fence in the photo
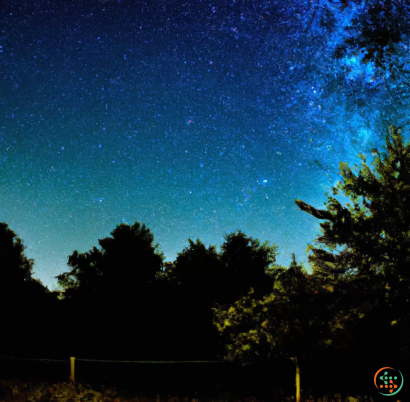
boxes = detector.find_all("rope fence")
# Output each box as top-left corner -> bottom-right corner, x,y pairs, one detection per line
0,355 -> 223,363
0,354 -> 300,402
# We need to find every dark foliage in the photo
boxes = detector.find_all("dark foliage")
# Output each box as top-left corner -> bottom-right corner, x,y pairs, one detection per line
0,222 -> 56,357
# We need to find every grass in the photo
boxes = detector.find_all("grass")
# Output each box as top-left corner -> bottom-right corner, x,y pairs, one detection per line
0,379 -> 377,402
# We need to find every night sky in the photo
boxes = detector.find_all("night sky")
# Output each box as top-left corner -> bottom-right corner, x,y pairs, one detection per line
0,0 -> 402,289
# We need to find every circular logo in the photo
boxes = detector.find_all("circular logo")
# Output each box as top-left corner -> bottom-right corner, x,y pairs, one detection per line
374,367 -> 404,396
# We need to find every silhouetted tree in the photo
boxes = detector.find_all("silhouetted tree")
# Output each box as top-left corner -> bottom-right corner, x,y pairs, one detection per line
296,126 -> 410,282
220,230 -> 277,303
308,0 -> 410,77
0,222 -> 53,356
295,125 -> 410,359
166,232 -> 277,303
57,221 -> 164,300
172,238 -> 223,289
159,233 -> 278,359
0,222 -> 34,285
159,239 -> 224,359
56,222 -> 164,359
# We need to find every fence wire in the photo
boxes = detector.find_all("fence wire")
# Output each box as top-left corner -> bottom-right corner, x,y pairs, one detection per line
0,354 -> 224,364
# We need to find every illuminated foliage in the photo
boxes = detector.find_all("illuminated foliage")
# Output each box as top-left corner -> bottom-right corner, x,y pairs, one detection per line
296,125 -> 410,282
214,126 -> 410,363
213,258 -> 332,363
296,125 -> 410,357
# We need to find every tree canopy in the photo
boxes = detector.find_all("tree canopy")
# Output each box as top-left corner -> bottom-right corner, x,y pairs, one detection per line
220,230 -> 277,303
0,222 -> 53,357
163,231 -> 278,304
171,238 -> 222,287
0,222 -> 50,302
296,125 -> 410,357
296,125 -> 410,283
214,125 -> 410,364
0,222 -> 35,286
156,232 -> 278,359
56,221 -> 164,301
213,258 -> 333,364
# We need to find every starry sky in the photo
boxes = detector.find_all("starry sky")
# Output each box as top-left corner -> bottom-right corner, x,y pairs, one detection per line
0,0 -> 402,289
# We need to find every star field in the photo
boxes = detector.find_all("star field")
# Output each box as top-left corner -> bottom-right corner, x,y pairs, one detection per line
0,0 -> 400,289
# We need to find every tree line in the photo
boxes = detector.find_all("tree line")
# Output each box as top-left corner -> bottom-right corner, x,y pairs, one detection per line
1,126 -> 409,366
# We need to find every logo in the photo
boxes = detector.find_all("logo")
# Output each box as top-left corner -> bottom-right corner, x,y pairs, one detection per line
374,367 -> 404,396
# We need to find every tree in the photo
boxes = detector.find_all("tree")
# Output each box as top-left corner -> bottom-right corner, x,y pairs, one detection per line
0,222 -> 34,286
167,231 -> 278,303
214,125 -> 410,364
171,238 -> 223,290
295,125 -> 410,359
57,221 -> 164,300
307,0 -> 410,78
56,222 -> 165,359
296,125 -> 410,279
159,233 -> 278,359
298,0 -> 410,165
213,258 -> 331,364
158,239 -> 224,359
220,230 -> 278,303
0,222 -> 53,356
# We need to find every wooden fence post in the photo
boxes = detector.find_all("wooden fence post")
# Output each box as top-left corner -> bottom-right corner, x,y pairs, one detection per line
70,357 -> 75,383
291,357 -> 300,402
